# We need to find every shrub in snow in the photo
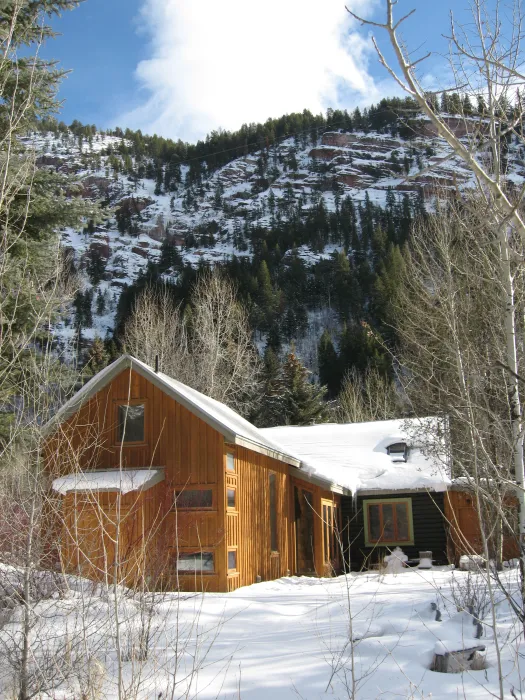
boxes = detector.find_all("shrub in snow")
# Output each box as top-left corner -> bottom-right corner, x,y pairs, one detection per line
384,547 -> 408,574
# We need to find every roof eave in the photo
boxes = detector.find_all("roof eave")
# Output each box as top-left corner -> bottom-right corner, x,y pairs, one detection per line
234,435 -> 302,467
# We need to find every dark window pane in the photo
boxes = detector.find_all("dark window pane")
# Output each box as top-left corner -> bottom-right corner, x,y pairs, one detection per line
175,489 -> 213,509
368,504 -> 381,541
226,453 -> 235,471
118,404 -> 144,442
396,502 -> 409,540
177,552 -> 214,572
228,550 -> 237,570
227,488 -> 236,509
382,504 -> 395,540
269,473 -> 278,551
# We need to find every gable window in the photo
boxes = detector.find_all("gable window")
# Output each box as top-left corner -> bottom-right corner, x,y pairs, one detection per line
117,403 -> 145,443
387,442 -> 408,462
363,498 -> 414,547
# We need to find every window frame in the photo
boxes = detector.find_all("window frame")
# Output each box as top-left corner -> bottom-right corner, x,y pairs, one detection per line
114,399 -> 147,446
173,486 -> 216,511
174,549 -> 215,574
225,451 -> 236,473
227,548 -> 238,572
363,497 -> 414,547
226,486 -> 237,511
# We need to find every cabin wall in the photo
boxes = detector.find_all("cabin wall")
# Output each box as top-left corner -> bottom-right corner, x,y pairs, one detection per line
444,490 -> 519,565
342,491 -> 448,570
45,367 -> 343,591
235,446 -> 291,589
45,368 -> 227,592
61,481 -> 165,585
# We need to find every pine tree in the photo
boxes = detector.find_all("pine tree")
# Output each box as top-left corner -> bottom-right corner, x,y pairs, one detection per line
279,348 -> 330,425
318,330 -> 340,398
85,336 -> 110,376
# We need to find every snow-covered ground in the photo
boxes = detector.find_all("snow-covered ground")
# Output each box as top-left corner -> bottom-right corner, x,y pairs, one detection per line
1,566 -> 523,698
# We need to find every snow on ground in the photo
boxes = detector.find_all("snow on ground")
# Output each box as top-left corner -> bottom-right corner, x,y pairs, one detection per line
1,566 -> 524,699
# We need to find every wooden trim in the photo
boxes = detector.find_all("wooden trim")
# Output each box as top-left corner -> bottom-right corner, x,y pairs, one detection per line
363,497 -> 414,547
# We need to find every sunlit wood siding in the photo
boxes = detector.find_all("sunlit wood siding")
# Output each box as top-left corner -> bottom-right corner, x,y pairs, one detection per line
44,367 -> 227,592
235,446 -> 291,588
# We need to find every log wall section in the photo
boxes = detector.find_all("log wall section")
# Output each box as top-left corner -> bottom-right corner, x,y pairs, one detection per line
343,491 -> 448,570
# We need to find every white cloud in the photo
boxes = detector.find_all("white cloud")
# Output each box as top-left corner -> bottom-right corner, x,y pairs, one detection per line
117,0 -> 386,141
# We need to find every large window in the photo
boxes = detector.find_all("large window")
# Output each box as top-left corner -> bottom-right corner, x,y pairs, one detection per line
176,551 -> 214,573
117,403 -> 145,443
174,489 -> 213,509
363,498 -> 414,547
269,473 -> 278,552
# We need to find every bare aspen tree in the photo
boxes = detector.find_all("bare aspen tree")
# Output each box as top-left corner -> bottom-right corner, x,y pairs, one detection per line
337,367 -> 401,424
123,271 -> 261,416
347,0 -> 525,627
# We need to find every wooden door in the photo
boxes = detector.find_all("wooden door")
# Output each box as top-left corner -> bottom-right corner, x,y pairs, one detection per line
294,485 -> 316,574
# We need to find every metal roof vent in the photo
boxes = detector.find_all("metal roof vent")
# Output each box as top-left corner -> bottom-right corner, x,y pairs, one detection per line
387,442 -> 408,462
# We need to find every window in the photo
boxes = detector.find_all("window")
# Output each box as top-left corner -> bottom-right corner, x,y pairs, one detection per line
174,489 -> 213,509
228,550 -> 237,571
117,403 -> 144,443
269,473 -> 278,552
322,502 -> 337,564
176,551 -> 214,573
227,488 -> 236,509
226,453 -> 235,472
363,498 -> 414,547
387,442 -> 408,462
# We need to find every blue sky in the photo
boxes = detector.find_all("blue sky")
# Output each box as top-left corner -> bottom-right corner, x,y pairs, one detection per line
43,1 -> 480,142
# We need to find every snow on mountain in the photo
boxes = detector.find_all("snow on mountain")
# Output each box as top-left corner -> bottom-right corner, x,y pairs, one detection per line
24,117 -> 525,349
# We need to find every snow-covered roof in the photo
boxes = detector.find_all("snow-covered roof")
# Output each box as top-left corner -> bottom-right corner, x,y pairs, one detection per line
52,468 -> 164,495
260,418 -> 451,494
43,355 -> 301,469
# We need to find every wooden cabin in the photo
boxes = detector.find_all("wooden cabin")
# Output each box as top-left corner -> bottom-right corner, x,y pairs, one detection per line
43,355 -> 341,592
44,357 -> 512,589
261,420 -> 452,570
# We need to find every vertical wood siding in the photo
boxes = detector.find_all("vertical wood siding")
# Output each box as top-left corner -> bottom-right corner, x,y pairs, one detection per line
45,367 -> 342,591
45,368 -> 227,592
444,491 -> 519,564
235,446 -> 291,588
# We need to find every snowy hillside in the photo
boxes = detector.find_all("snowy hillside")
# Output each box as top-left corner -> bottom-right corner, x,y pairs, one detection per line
24,115 -> 525,351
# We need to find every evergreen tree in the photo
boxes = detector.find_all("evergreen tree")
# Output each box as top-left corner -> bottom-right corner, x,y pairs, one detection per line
318,330 -> 340,398
85,336 -> 110,376
279,348 -> 330,425
0,1 -> 90,441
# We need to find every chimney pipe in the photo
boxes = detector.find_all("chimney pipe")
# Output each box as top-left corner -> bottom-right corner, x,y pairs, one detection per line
155,355 -> 159,373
